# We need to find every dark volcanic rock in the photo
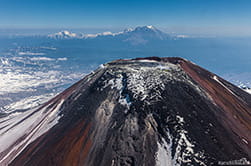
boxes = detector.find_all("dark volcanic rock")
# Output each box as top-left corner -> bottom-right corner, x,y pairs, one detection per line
0,57 -> 250,166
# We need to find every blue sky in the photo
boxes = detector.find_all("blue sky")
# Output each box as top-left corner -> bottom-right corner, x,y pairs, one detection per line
1,0 -> 251,35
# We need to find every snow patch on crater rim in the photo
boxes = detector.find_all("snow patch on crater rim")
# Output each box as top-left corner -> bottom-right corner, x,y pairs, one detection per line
118,61 -> 179,101
102,60 -> 208,110
102,61 -> 178,109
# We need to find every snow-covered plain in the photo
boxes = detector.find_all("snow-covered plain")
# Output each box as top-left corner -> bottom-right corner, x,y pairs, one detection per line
0,48 -> 86,112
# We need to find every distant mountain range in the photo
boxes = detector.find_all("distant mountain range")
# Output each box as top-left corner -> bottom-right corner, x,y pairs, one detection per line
48,26 -> 188,44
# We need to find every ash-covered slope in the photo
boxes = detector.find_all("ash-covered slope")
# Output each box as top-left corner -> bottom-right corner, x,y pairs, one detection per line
0,57 -> 250,166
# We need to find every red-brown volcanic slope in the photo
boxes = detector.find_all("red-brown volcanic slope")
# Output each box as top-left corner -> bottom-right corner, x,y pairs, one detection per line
175,58 -> 251,158
4,57 -> 251,166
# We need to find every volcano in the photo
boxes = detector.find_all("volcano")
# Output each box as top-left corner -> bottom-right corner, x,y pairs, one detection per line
0,57 -> 250,166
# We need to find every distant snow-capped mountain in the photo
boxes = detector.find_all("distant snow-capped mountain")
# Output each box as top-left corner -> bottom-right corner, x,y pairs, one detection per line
48,26 -> 187,44
119,25 -> 170,44
48,30 -> 79,39
123,25 -> 169,39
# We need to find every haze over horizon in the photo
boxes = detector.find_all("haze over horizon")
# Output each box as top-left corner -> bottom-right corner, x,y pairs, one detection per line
1,0 -> 251,36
